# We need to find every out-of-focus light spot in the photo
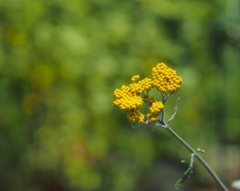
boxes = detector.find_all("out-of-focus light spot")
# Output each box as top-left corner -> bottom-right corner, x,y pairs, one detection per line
6,26 -> 26,46
29,64 -> 55,90
22,93 -> 40,115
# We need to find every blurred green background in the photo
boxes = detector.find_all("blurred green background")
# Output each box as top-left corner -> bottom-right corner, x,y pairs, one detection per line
0,0 -> 240,190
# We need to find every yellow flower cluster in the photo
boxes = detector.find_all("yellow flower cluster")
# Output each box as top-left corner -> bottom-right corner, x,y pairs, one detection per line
113,76 -> 154,111
127,110 -> 145,123
146,101 -> 164,122
152,62 -> 183,93
149,101 -> 164,114
113,62 -> 183,123
146,114 -> 158,122
112,93 -> 143,110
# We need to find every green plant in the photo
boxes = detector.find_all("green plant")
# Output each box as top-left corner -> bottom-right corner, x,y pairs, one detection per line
113,63 -> 228,190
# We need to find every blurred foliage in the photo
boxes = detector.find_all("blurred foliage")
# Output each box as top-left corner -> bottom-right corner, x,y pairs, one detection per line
0,0 -> 240,190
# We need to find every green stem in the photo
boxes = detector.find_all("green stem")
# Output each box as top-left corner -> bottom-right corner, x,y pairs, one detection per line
165,125 -> 229,191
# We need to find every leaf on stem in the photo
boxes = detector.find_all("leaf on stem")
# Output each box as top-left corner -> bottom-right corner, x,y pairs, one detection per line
175,153 -> 195,189
167,97 -> 180,123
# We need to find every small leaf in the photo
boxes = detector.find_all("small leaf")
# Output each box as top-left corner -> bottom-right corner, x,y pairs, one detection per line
167,97 -> 180,123
175,166 -> 193,188
175,153 -> 195,189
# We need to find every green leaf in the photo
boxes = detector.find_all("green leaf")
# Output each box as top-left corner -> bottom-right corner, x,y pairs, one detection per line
175,153 -> 195,189
175,165 -> 193,189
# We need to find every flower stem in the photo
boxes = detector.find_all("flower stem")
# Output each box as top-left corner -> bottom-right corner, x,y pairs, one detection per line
165,125 -> 229,191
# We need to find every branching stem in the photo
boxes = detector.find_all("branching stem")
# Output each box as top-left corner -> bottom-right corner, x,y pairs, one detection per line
165,125 -> 229,191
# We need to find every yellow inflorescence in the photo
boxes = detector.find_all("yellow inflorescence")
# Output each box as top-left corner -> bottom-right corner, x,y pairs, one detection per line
113,62 -> 182,123
127,110 -> 145,123
137,78 -> 153,92
149,101 -> 164,114
152,62 -> 183,93
113,95 -> 143,110
146,113 -> 158,122
131,75 -> 140,83
147,101 -> 164,122
113,76 -> 154,111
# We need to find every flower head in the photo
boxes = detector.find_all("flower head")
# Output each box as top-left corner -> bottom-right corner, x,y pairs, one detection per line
127,109 -> 145,123
113,62 -> 182,124
149,101 -> 164,114
152,62 -> 183,93
113,76 -> 154,111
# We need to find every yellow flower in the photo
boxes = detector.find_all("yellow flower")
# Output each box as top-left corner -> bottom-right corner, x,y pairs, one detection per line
149,101 -> 164,114
150,117 -> 158,122
131,75 -> 140,83
127,109 -> 145,123
113,76 -> 153,112
113,93 -> 143,111
113,62 -> 182,124
152,62 -> 183,93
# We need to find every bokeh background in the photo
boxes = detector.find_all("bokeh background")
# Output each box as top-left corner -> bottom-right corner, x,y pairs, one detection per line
0,0 -> 240,190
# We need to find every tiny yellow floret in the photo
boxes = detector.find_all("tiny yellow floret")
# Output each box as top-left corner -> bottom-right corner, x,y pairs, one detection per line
147,96 -> 154,104
131,75 -> 140,83
150,117 -> 158,122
